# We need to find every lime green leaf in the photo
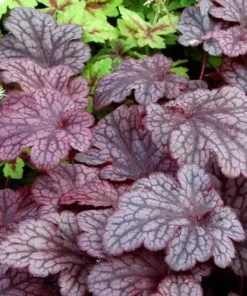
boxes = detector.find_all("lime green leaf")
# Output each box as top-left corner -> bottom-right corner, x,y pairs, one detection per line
57,2 -> 119,43
3,157 -> 25,179
117,6 -> 178,48
172,59 -> 188,67
85,0 -> 122,17
171,66 -> 189,78
8,0 -> 38,8
38,0 -> 79,13
0,85 -> 5,100
83,58 -> 112,94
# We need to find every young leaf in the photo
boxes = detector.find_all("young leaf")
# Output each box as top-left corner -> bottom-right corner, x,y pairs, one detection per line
220,56 -> 247,94
3,157 -> 25,179
0,211 -> 92,296
145,86 -> 247,178
0,88 -> 94,170
177,0 -> 222,56
209,0 -> 247,25
0,7 -> 90,73
0,59 -> 90,108
117,6 -> 178,48
75,105 -> 178,181
77,208 -> 113,258
32,164 -> 99,213
88,250 -> 167,295
154,275 -> 203,296
104,164 -> 244,270
94,54 -> 188,109
0,269 -> 53,296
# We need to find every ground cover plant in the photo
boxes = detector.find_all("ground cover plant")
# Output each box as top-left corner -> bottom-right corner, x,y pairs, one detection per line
0,0 -> 247,295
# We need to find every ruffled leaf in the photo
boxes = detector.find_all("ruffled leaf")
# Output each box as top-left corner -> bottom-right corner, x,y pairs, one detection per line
85,0 -> 122,17
75,105 -> 178,181
32,164 -> 99,213
77,209 -> 113,258
177,0 -> 222,56
0,211 -> 92,296
94,54 -> 188,109
104,164 -> 244,270
0,88 -> 94,170
210,0 -> 247,25
0,7 -> 90,73
145,86 -> 247,178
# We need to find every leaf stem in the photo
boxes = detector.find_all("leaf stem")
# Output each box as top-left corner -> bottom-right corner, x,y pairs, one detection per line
199,51 -> 207,80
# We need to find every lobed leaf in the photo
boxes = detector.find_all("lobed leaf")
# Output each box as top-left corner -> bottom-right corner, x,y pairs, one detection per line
32,164 -> 99,213
95,53 -> 188,109
75,105 -> 178,181
210,0 -> 247,25
0,7 -> 90,73
0,88 -> 94,170
0,59 -> 90,108
104,164 -> 244,270
177,0 -> 222,56
145,86 -> 247,178
88,250 -> 167,296
0,211 -> 92,296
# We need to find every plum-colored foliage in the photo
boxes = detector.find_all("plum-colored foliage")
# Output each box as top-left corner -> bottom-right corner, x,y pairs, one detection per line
0,2 -> 247,295
94,54 -> 188,109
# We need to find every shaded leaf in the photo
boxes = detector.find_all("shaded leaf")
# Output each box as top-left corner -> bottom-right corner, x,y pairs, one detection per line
145,86 -> 247,178
0,7 -> 90,73
94,54 -> 188,109
104,165 -> 244,270
0,88 -> 93,170
76,105 -> 178,181
32,164 -> 99,213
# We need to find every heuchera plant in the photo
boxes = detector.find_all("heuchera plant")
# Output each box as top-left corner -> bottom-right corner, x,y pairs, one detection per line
0,0 -> 247,295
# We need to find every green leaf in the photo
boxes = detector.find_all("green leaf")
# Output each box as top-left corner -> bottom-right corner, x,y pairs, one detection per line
38,0 -> 79,13
117,6 -> 178,48
85,0 -> 122,17
83,58 -> 112,94
171,66 -> 189,78
1,0 -> 38,18
3,157 -> 25,179
56,2 -> 119,43
207,56 -> 222,68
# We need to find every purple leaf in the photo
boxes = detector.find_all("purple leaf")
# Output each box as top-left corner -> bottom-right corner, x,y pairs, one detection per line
210,0 -> 247,25
0,269 -> 53,296
60,180 -> 119,208
0,211 -> 92,296
0,8 -> 90,73
94,54 -> 188,109
0,187 -> 39,242
154,275 -> 203,296
88,250 -> 167,296
220,56 -> 247,94
0,59 -> 89,108
0,88 -> 94,170
104,164 -> 244,270
177,0 -> 222,56
32,164 -> 99,213
145,86 -> 247,178
77,209 -> 113,258
75,105 -> 178,181
203,26 -> 247,57
221,176 -> 247,276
